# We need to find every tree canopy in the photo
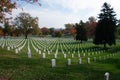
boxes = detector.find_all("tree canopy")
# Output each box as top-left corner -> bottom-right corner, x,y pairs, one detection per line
93,2 -> 117,47
75,20 -> 88,43
0,0 -> 40,23
14,12 -> 39,39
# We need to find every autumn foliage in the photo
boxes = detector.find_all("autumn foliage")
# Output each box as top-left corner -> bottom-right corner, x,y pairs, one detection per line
0,0 -> 16,23
89,22 -> 97,38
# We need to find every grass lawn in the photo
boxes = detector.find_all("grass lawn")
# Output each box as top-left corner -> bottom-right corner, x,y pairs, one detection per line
0,38 -> 120,80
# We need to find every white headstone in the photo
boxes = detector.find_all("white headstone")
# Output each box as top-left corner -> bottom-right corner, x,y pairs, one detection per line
42,53 -> 46,58
92,52 -> 94,55
68,59 -> 71,66
36,49 -> 38,53
83,53 -> 86,57
68,51 -> 70,54
28,48 -> 31,58
64,54 -> 66,58
78,58 -> 82,64
96,52 -> 97,55
54,54 -> 57,58
82,50 -> 84,53
72,54 -> 74,58
7,47 -> 10,50
2,45 -> 4,48
104,72 -> 110,80
99,51 -> 100,54
51,59 -> 56,67
44,49 -> 45,52
15,49 -> 18,54
78,53 -> 80,58
88,57 -> 90,64
11,46 -> 13,49
18,48 -> 20,51
48,51 -> 50,55
94,57 -> 96,62
39,50 -> 41,54
73,51 -> 75,54
62,51 -> 64,54
88,53 -> 90,56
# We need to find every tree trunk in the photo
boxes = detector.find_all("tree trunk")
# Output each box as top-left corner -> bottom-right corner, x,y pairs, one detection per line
104,43 -> 106,48
25,34 -> 28,39
81,40 -> 82,43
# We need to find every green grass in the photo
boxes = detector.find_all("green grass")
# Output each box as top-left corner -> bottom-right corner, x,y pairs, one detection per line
0,38 -> 120,80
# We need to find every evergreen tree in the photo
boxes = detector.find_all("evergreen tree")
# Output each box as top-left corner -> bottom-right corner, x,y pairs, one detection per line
94,2 -> 116,47
93,2 -> 117,48
75,20 -> 88,43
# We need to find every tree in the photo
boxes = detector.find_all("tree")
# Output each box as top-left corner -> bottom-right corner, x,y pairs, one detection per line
0,0 -> 40,23
0,0 -> 41,38
49,28 -> 55,36
65,23 -> 76,38
75,20 -> 88,43
93,2 -> 117,48
0,0 -> 16,23
53,30 -> 63,37
14,12 -> 39,39
0,27 -> 4,37
116,20 -> 120,39
88,16 -> 97,38
29,17 -> 41,35
41,27 -> 50,36
3,21 -> 12,37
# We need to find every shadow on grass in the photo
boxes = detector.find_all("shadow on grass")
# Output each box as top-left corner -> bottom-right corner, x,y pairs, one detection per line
0,57 -> 120,80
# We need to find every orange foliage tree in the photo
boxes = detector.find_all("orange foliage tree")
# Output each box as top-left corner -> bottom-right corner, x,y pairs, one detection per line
88,16 -> 97,38
0,0 -> 16,23
65,23 -> 76,38
41,27 -> 50,36
89,22 -> 97,38
0,27 -> 4,36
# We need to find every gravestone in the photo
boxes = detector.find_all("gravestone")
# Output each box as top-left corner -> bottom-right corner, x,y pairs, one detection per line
51,59 -> 56,68
88,57 -> 90,64
78,58 -> 82,64
7,47 -> 10,50
78,53 -> 80,58
72,54 -> 74,58
39,50 -> 41,54
43,53 -> 46,58
64,54 -> 66,58
104,72 -> 110,80
54,54 -> 57,58
28,48 -> 31,58
15,49 -> 18,54
83,53 -> 85,57
68,51 -> 70,54
88,53 -> 90,56
94,57 -> 96,62
67,59 -> 71,66
48,51 -> 50,55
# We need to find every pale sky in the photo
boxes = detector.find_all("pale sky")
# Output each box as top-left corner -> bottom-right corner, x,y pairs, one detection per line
11,0 -> 120,29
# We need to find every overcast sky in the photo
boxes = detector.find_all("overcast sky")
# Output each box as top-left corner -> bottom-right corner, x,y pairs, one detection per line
11,0 -> 120,29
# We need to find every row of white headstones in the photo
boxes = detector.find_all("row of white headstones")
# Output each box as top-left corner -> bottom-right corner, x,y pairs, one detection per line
0,38 -> 27,54
0,38 -> 113,80
31,38 -> 117,58
0,38 -> 118,67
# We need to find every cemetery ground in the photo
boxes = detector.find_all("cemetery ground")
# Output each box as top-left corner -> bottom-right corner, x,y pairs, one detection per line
0,38 -> 120,80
